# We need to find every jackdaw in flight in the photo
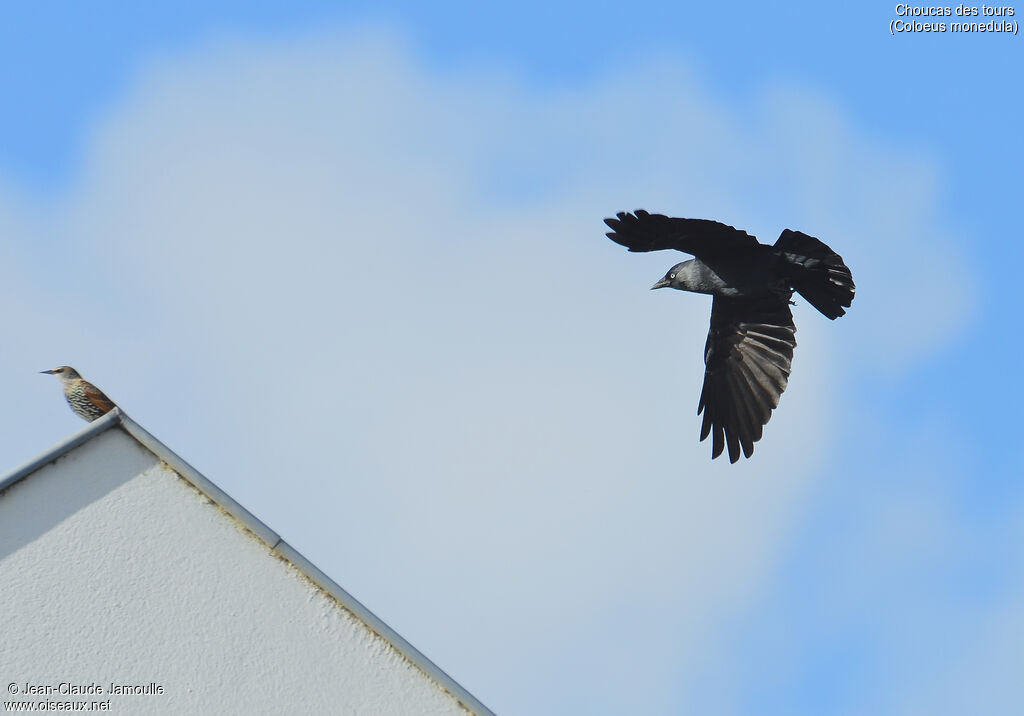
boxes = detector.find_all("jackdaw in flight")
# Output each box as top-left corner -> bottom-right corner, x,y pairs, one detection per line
605,209 -> 855,463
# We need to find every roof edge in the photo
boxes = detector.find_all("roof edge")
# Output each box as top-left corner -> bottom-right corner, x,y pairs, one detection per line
118,414 -> 496,716
118,414 -> 282,548
1,410 -> 495,716
272,539 -> 496,716
0,408 -> 125,494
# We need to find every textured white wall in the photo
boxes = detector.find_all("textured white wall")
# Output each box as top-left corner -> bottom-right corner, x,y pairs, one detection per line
0,429 -> 471,715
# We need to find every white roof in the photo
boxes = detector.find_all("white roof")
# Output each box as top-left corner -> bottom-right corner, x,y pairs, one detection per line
0,408 -> 495,716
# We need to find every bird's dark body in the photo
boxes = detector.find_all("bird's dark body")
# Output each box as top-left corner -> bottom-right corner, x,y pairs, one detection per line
681,251 -> 789,298
605,210 -> 854,463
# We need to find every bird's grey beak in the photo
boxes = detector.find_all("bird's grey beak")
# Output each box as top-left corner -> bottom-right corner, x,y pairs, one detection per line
40,369 -> 56,375
651,278 -> 671,290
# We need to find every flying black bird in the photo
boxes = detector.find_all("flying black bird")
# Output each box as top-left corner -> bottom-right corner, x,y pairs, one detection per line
605,209 -> 855,463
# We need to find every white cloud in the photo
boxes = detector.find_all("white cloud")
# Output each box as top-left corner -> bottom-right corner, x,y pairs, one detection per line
0,26 -> 972,715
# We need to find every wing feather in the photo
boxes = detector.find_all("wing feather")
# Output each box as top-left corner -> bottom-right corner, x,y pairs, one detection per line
604,210 -> 759,258
83,383 -> 116,413
697,296 -> 796,462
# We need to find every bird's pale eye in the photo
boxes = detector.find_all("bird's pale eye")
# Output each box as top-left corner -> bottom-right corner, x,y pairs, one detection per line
669,273 -> 676,279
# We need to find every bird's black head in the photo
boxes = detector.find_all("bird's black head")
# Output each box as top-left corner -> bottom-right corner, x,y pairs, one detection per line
651,262 -> 689,291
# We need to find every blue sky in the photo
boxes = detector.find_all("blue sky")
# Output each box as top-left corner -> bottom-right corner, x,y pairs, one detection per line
2,2 -> 1021,715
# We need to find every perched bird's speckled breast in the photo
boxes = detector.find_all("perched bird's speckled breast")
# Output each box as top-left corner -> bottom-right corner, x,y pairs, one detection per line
65,380 -> 113,421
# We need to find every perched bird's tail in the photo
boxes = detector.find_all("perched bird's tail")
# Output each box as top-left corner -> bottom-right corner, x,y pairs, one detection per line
775,230 -> 855,320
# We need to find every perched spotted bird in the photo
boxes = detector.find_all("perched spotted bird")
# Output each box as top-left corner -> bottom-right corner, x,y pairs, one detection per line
605,210 -> 855,463
41,366 -> 117,422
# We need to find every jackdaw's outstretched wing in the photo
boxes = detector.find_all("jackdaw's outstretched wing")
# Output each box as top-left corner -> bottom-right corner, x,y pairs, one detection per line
605,209 -> 759,258
698,296 -> 796,463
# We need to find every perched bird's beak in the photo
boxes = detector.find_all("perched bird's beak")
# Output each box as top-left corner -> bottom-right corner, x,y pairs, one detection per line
40,369 -> 56,374
651,277 -> 671,290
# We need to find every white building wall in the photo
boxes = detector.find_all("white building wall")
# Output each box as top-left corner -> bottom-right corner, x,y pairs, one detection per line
0,428 -> 472,715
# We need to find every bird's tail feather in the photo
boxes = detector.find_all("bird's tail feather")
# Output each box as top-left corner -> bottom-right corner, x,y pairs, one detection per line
775,230 -> 855,320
